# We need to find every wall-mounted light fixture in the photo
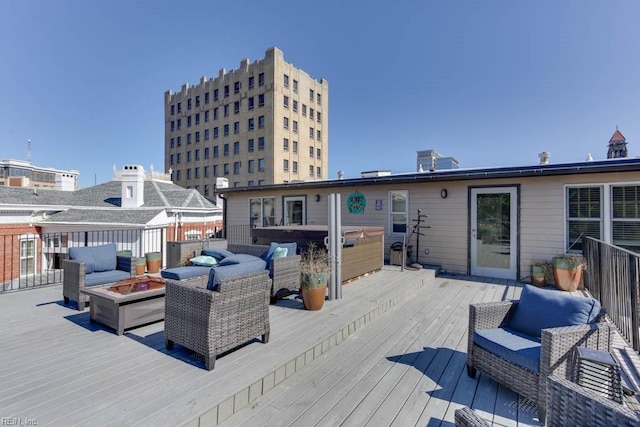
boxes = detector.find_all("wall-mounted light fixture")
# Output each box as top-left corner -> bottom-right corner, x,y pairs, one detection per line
440,189 -> 448,199
315,194 -> 321,202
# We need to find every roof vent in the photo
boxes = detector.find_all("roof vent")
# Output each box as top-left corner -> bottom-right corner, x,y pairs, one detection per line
538,151 -> 550,165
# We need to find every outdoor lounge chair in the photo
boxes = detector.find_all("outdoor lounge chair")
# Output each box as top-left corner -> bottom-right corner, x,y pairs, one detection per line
164,270 -> 271,370
466,284 -> 612,423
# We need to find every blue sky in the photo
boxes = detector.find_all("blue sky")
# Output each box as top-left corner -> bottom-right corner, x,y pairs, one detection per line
1,1 -> 639,188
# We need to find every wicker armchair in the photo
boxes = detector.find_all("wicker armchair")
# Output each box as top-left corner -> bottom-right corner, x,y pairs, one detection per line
164,270 -> 271,370
467,300 -> 613,423
62,253 -> 135,310
227,243 -> 301,300
546,375 -> 640,427
454,407 -> 490,426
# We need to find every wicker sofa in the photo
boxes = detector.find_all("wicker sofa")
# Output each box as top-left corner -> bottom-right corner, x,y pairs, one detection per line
466,285 -> 612,423
227,243 -> 301,300
164,270 -> 271,370
62,243 -> 135,310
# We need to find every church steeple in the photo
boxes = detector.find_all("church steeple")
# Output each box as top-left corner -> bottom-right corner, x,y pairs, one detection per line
607,127 -> 628,159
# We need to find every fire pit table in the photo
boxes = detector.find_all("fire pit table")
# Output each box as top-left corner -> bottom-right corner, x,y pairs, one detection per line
80,276 -> 166,335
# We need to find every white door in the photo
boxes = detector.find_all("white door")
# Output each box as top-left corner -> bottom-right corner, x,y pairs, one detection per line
284,196 -> 306,225
470,187 -> 518,279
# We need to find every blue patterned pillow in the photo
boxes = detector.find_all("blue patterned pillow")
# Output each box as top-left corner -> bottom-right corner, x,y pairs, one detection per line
190,255 -> 218,267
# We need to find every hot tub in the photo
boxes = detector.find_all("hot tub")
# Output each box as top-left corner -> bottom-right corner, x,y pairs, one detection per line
251,225 -> 384,283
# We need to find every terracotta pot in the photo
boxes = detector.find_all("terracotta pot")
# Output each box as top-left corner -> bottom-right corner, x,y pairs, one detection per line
553,267 -> 582,292
145,252 -> 162,274
530,265 -> 547,287
135,258 -> 147,276
301,286 -> 327,310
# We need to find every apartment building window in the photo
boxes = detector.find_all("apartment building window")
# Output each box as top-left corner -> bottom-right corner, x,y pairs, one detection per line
309,89 -> 314,101
248,118 -> 254,131
293,100 -> 298,112
204,129 -> 210,140
176,170 -> 181,181
248,159 -> 254,173
187,116 -> 192,127
195,131 -> 200,142
317,93 -> 321,104
224,124 -> 229,136
248,76 -> 254,89
187,133 -> 192,144
213,127 -> 219,139
283,117 -> 289,129
171,121 -> 175,132
248,139 -> 254,152
234,141 -> 240,154
293,141 -> 298,153
293,79 -> 298,92
283,95 -> 289,108
205,92 -> 210,104
248,97 -> 254,110
187,98 -> 192,110
389,190 -> 409,235
309,165 -> 314,177
195,113 -> 200,125
170,154 -> 174,165
204,111 -> 209,122
317,130 -> 322,141
310,109 -> 314,120
195,96 -> 200,107
317,167 -> 321,177
224,85 -> 229,97
234,101 -> 240,114
177,153 -> 182,164
170,104 -> 175,115
283,159 -> 289,171
248,181 -> 254,187
195,167 -> 200,178
204,166 -> 209,177
177,119 -> 181,130
234,161 -> 241,174
213,108 -> 218,120
249,196 -> 275,228
283,138 -> 289,150
170,137 -> 175,148
259,94 -> 265,107
223,143 -> 229,156
258,137 -> 265,150
317,111 -> 321,122
213,89 -> 219,101
213,146 -> 219,158
234,122 -> 240,134
204,147 -> 210,159
316,148 -> 321,159
177,136 -> 181,146
258,73 -> 265,86
224,163 -> 229,175
258,180 -> 265,185
258,115 -> 265,128
234,81 -> 240,93
195,149 -> 200,161
187,151 -> 192,162
284,74 -> 289,87
258,158 -> 265,172
293,161 -> 298,173
293,121 -> 298,133
177,102 -> 182,113
213,165 -> 218,176
224,105 -> 229,117
302,104 -> 307,116
309,127 -> 314,138
309,147 -> 314,158
204,184 -> 209,195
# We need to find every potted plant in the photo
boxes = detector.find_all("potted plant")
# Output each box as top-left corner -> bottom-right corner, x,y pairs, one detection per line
529,260 -> 549,287
552,254 -> 587,292
300,243 -> 330,310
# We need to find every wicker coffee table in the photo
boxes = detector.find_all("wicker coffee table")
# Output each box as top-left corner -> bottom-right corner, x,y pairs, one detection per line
81,276 -> 166,335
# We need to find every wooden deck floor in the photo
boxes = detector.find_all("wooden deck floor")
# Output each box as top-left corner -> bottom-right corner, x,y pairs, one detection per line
1,267 -> 636,426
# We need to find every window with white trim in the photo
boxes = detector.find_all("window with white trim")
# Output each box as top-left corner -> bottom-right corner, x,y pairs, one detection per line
250,197 -> 275,228
20,234 -> 37,276
566,186 -> 603,252
611,185 -> 640,253
389,190 -> 409,235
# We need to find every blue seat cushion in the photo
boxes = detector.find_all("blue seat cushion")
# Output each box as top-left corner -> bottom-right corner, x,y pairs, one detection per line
218,254 -> 265,266
85,270 -> 131,286
509,284 -> 602,338
207,259 -> 267,290
69,243 -> 118,274
160,266 -> 212,280
201,247 -> 234,260
474,327 -> 541,373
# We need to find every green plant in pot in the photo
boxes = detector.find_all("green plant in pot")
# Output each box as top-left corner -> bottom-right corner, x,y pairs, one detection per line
552,254 -> 587,292
300,243 -> 330,310
529,260 -> 549,287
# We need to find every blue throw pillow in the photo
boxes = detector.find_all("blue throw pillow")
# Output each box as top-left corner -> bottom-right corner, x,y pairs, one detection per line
264,242 -> 297,265
190,255 -> 218,267
201,247 -> 234,260
218,254 -> 264,266
509,284 -> 601,338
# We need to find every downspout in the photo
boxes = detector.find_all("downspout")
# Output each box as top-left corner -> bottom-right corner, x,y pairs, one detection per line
174,213 -> 179,241
219,193 -> 227,240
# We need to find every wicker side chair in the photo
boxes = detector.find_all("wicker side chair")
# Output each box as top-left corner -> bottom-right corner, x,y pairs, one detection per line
62,253 -> 135,310
454,407 -> 490,427
164,270 -> 271,370
467,300 -> 613,423
546,375 -> 640,427
227,243 -> 301,300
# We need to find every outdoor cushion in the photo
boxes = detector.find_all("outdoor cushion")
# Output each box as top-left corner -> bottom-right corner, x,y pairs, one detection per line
219,254 -> 264,266
264,242 -> 297,265
474,327 -> 541,373
509,284 -> 602,338
85,269 -> 131,286
272,247 -> 288,258
208,258 -> 267,290
201,247 -> 233,260
69,243 -> 118,274
161,266 -> 212,280
190,255 -> 218,267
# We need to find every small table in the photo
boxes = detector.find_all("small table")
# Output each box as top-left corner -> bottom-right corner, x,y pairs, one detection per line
81,276 -> 166,335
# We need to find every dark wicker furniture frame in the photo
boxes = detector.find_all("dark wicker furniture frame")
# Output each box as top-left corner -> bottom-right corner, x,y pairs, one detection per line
466,300 -> 613,423
63,255 -> 135,310
164,271 -> 271,370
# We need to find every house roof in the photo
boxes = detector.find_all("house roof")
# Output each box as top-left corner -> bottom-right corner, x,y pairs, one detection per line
610,129 -> 626,142
38,208 -> 165,227
221,157 -> 640,194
